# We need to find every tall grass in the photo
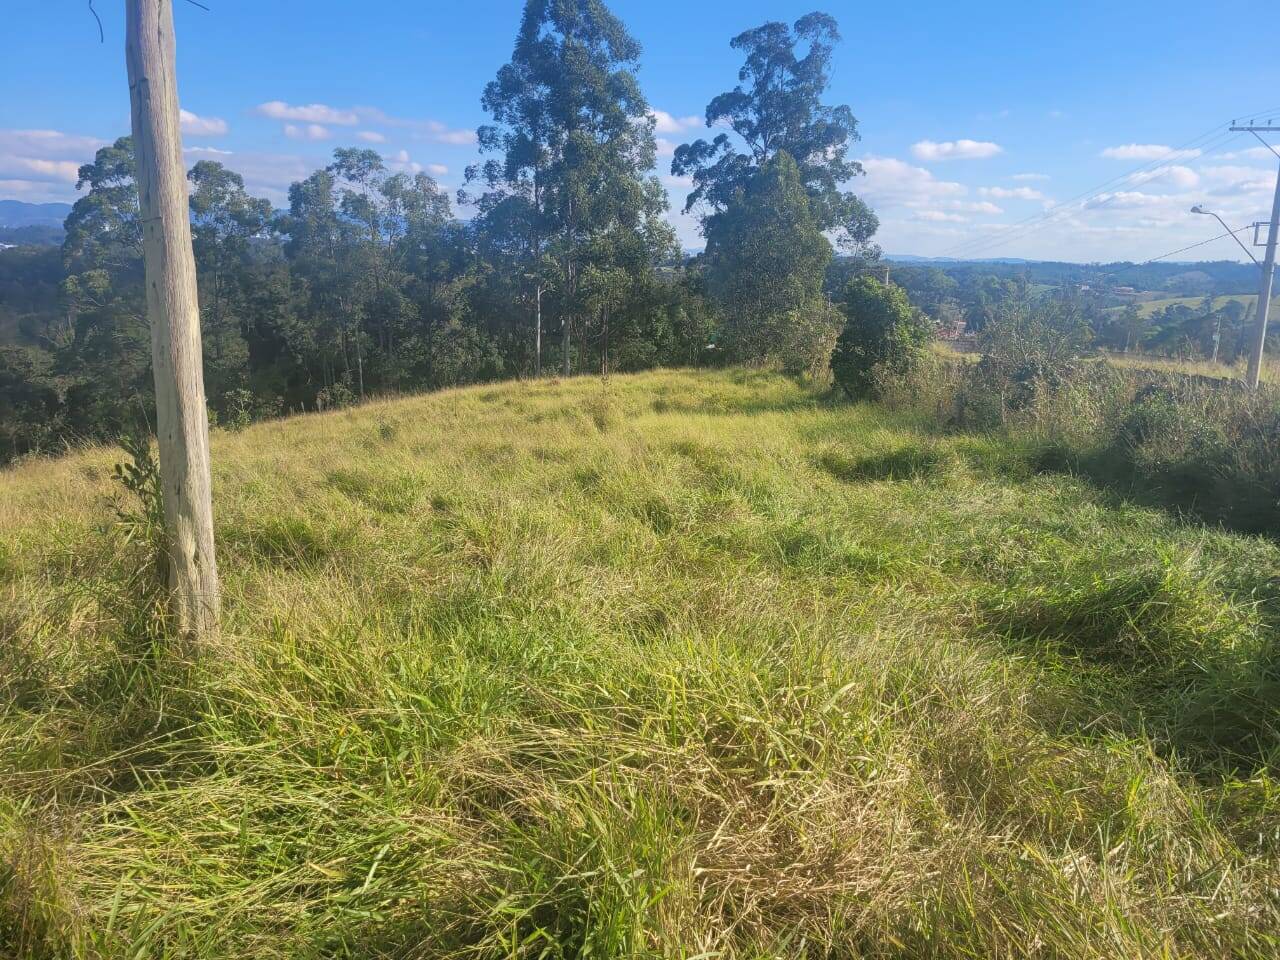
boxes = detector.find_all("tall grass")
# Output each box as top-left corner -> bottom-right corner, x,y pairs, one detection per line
1,368 -> 1278,957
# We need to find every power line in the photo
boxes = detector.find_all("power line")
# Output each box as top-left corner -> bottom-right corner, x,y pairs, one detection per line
938,129 -> 1243,261
1138,224 -> 1254,266
935,119 -> 1239,259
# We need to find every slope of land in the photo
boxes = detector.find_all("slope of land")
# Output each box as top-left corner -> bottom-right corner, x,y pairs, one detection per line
2,369 -> 1278,957
1117,293 -> 1280,318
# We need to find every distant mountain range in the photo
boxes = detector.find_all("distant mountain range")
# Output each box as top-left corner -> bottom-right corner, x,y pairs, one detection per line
0,200 -> 72,229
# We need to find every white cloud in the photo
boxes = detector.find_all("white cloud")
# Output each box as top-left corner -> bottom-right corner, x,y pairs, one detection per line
258,103 -> 476,146
211,152 -> 312,205
1219,146 -> 1275,162
1200,164 -> 1275,198
1130,164 -> 1199,189
421,120 -> 475,145
980,185 -> 1046,201
284,124 -> 331,141
1085,190 -> 1168,210
256,101 -> 359,125
914,210 -> 967,222
858,156 -> 966,208
0,129 -> 105,161
1099,143 -> 1202,161
655,137 -> 677,158
948,200 -> 1003,214
649,109 -> 701,134
185,146 -> 234,157
1012,172 -> 1050,181
382,150 -> 448,179
911,139 -> 1003,161
0,129 -> 108,201
179,109 -> 228,137
0,156 -> 79,182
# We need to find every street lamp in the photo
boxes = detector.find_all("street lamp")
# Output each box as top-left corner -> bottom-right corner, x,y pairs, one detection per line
1190,205 -> 1260,265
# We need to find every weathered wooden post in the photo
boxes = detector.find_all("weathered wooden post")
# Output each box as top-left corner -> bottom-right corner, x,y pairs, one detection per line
125,0 -> 220,640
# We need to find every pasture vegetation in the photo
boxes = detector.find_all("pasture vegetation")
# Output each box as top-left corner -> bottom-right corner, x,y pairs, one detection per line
2,368 -> 1279,958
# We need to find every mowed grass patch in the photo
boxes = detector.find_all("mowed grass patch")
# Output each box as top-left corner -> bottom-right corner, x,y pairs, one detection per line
1,368 -> 1278,958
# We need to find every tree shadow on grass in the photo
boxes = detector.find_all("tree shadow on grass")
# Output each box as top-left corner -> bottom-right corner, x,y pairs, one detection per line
1029,442 -> 1280,539
974,561 -> 1280,785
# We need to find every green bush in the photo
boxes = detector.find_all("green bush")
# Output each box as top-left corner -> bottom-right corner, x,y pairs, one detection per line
831,276 -> 932,399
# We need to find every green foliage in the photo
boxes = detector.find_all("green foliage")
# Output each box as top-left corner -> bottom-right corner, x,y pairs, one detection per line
465,0 -> 675,376
964,293 -> 1093,421
831,276 -> 932,399
673,11 -> 878,253
110,431 -> 168,596
704,152 -> 836,373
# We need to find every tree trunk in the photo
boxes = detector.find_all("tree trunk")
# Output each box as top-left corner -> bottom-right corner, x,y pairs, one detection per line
562,314 -> 571,377
126,0 -> 220,642
535,283 -> 542,377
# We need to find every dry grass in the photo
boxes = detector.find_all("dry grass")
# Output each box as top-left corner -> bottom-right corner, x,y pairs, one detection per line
1,368 -> 1278,957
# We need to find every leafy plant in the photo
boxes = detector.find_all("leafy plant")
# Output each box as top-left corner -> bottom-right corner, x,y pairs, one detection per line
111,430 -> 168,588
831,276 -> 933,399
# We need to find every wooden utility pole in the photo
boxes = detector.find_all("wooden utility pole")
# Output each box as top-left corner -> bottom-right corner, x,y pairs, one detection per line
126,0 -> 220,640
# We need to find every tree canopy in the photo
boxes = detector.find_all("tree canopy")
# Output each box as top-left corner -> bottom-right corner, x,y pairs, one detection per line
672,12 -> 878,254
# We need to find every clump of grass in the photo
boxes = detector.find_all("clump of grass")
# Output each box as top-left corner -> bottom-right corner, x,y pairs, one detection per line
1,368 -> 1278,957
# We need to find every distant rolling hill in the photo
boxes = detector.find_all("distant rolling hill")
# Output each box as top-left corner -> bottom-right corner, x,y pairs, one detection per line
0,199 -> 72,229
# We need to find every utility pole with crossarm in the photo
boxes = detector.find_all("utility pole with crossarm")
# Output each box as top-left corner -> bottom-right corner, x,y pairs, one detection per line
1229,123 -> 1280,389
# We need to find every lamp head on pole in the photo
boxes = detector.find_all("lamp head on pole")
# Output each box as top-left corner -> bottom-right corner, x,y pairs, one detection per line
1191,205 -> 1210,216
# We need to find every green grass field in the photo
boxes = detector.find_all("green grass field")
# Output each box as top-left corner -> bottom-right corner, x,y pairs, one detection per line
2,369 -> 1278,957
1118,293 -> 1280,319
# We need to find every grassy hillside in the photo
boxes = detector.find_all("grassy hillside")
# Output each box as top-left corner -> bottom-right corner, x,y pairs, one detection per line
2,369 -> 1278,958
1118,293 -> 1280,319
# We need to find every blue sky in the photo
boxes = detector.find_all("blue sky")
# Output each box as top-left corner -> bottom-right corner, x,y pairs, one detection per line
3,0 -> 1277,262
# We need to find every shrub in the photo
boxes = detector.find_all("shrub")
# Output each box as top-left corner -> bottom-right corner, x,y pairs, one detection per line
962,295 -> 1093,424
831,276 -> 932,399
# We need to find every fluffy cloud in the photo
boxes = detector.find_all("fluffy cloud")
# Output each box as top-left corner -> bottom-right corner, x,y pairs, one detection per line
0,156 -> 79,182
1084,190 -> 1168,210
179,109 -> 229,137
256,101 -> 359,125
910,139 -> 1003,161
914,210 -> 967,222
858,156 -> 967,207
1012,172 -> 1049,181
1130,165 -> 1199,189
949,200 -> 1003,214
257,102 -> 476,146
1099,143 -> 1202,161
0,129 -> 108,200
1200,164 -> 1275,198
0,129 -> 104,161
284,123 -> 331,141
383,150 -> 449,179
649,109 -> 701,134
979,185 -> 1045,201
1220,146 -> 1276,162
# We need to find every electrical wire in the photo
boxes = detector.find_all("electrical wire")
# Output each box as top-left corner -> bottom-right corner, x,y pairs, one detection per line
1138,224 -> 1255,265
937,129 -> 1243,261
934,120 -> 1239,258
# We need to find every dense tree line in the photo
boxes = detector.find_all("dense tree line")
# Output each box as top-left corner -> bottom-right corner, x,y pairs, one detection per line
0,3 -> 880,464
